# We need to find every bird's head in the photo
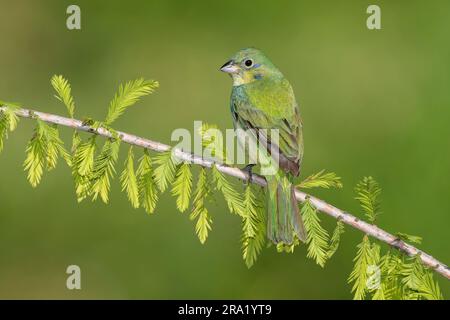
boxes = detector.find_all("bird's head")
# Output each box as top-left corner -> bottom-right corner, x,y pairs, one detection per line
220,48 -> 281,86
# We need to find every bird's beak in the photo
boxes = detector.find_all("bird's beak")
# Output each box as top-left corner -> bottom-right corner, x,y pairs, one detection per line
220,60 -> 239,73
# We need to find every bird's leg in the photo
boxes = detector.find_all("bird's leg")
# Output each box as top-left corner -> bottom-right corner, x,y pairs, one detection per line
241,163 -> 257,184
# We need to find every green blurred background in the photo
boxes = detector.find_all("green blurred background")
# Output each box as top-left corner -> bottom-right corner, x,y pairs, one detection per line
0,0 -> 449,299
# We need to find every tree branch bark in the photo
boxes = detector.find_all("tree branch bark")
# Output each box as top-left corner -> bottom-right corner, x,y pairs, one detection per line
2,105 -> 449,280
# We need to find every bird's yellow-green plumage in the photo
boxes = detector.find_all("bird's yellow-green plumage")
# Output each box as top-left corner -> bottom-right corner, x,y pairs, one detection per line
220,48 -> 306,244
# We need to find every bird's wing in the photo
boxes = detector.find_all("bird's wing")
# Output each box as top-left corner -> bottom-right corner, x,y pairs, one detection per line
231,80 -> 303,176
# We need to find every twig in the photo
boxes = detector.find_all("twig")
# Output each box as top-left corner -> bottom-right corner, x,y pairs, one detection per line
2,105 -> 449,280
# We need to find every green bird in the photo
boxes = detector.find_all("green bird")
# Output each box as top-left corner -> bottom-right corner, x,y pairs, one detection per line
220,48 -> 306,245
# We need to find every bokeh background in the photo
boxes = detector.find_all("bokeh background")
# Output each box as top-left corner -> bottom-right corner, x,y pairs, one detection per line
0,0 -> 449,299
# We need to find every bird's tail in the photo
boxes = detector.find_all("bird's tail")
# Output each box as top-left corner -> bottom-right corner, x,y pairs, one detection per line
267,174 -> 307,244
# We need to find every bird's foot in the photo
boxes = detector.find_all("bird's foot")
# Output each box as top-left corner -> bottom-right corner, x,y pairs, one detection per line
241,164 -> 257,184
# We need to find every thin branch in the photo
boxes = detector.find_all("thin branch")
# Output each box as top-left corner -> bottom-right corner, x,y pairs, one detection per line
2,105 -> 449,280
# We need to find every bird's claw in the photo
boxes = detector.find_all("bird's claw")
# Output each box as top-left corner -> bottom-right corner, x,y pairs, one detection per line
241,164 -> 257,184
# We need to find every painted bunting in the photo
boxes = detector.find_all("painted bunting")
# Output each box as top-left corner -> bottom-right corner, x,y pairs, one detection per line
220,48 -> 306,244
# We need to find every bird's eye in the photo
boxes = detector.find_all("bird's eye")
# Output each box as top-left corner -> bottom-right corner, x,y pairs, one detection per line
244,59 -> 253,68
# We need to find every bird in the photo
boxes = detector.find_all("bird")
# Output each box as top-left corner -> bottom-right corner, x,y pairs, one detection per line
220,47 -> 306,245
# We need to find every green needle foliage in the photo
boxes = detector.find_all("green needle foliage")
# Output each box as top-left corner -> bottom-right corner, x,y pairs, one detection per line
0,116 -> 9,153
153,150 -> 178,193
105,78 -> 159,126
71,136 -> 97,202
242,185 -> 259,239
242,185 -> 266,268
211,165 -> 244,216
194,207 -> 212,245
371,251 -> 404,300
91,139 -> 121,203
190,168 -> 212,244
199,123 -> 229,163
51,75 -> 75,118
23,120 -> 68,187
327,219 -> 345,259
0,102 -> 20,152
396,232 -> 422,244
73,137 -> 97,177
42,123 -> 69,170
355,176 -> 382,223
0,76 -> 446,300
23,123 -> 46,187
120,147 -> 140,208
348,176 -> 443,300
294,172 -> 344,266
50,77 -> 90,202
348,235 -> 375,300
71,135 -> 92,202
171,163 -> 193,213
137,149 -> 159,214
297,170 -> 343,189
302,199 -> 330,267
402,255 -> 443,300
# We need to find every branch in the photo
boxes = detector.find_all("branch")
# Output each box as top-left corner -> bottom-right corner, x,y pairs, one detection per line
2,105 -> 449,280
